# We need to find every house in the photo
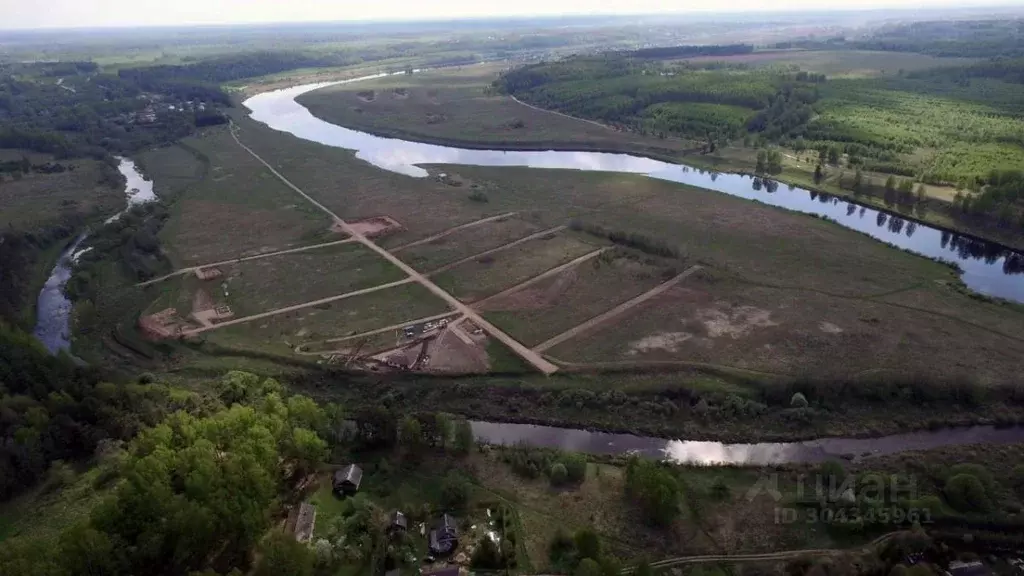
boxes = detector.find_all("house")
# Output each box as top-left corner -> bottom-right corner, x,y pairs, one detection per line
389,510 -> 408,534
332,464 -> 363,496
947,561 -> 991,576
428,514 -> 458,556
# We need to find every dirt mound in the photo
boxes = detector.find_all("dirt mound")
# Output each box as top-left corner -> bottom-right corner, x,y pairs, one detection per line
139,308 -> 187,339
349,216 -> 403,238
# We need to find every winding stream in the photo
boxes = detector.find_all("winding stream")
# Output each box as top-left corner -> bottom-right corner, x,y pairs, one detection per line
243,78 -> 1024,303
33,157 -> 155,353
470,421 -> 1024,465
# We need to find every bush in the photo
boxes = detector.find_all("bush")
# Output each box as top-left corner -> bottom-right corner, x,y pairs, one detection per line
790,392 -> 809,407
574,529 -> 601,562
550,463 -> 569,486
561,453 -> 587,483
549,529 -> 576,566
944,473 -> 990,513
468,190 -> 489,203
576,558 -> 603,576
710,477 -> 731,501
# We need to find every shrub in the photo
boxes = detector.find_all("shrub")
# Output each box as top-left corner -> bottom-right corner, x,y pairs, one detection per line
549,529 -> 575,566
561,453 -> 587,483
710,477 -> 731,501
576,558 -> 603,576
574,529 -> 601,562
468,190 -> 489,203
790,392 -> 809,407
944,473 -> 990,513
550,463 -> 569,486
441,471 -> 470,512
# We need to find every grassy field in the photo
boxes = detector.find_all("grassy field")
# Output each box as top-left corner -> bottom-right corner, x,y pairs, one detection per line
202,283 -> 450,354
155,129 -> 335,267
0,154 -> 124,229
397,213 -> 546,272
431,232 -> 602,301
481,249 -> 677,347
0,466 -> 112,546
680,49 -> 977,78
295,63 -> 694,159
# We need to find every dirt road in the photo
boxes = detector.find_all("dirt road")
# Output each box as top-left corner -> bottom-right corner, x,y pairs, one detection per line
304,311 -> 462,348
229,124 -> 559,374
392,212 -> 519,251
533,265 -> 702,353
425,225 -> 567,276
137,238 -> 356,287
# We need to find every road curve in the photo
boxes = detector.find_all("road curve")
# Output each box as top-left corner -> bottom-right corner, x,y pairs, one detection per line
229,123 -> 559,374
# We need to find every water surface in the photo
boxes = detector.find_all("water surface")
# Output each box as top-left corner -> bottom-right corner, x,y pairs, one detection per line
33,158 -> 155,353
244,80 -> 1024,302
471,421 -> 1024,465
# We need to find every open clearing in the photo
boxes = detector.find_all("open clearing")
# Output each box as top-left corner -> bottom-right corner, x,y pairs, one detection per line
547,276 -> 1024,384
398,213 -> 545,271
0,154 -> 124,229
431,232 -> 602,302
156,129 -> 335,266
296,62 -> 692,159
481,250 -> 680,347
202,282 -> 450,354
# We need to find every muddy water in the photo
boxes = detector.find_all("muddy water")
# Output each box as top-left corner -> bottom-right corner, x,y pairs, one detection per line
243,78 -> 1024,303
470,421 -> 1024,465
33,157 -> 155,353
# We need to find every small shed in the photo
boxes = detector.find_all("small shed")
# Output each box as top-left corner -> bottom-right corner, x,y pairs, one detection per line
332,464 -> 363,496
428,514 -> 458,556
389,510 -> 408,533
294,502 -> 317,543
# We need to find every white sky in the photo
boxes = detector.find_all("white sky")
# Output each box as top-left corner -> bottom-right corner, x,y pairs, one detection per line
1,0 -> 1018,29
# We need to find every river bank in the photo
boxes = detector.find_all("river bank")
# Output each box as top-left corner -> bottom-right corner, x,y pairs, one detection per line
244,80 -> 1024,303
32,157 -> 155,354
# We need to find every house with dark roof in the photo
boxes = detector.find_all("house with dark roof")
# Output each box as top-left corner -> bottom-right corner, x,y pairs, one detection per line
389,510 -> 408,534
428,514 -> 458,556
332,464 -> 363,496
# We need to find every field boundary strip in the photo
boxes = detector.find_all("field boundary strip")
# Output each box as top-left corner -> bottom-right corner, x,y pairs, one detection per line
424,225 -> 568,276
470,247 -> 607,307
391,211 -> 520,251
181,278 -> 415,335
533,265 -> 703,353
137,238 -> 357,287
228,122 -> 559,375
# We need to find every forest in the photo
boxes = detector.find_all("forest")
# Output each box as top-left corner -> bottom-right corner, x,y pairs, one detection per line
494,53 -> 822,146
494,47 -> 1024,234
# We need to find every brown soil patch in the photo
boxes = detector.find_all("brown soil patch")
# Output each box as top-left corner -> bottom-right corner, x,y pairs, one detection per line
192,288 -> 214,314
698,304 -> 778,338
139,308 -> 189,339
477,267 -> 579,311
348,216 -> 403,238
425,328 -> 489,373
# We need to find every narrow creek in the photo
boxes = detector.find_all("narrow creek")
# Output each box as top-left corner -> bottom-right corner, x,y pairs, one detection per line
243,77 -> 1024,303
32,157 -> 155,354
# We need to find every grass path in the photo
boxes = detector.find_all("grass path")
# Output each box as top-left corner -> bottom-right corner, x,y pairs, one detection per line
392,211 -> 519,251
228,123 -> 559,374
471,247 -> 607,307
424,225 -> 567,276
181,279 -> 415,335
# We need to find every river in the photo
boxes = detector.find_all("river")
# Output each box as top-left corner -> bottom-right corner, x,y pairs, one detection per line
470,421 -> 1024,465
243,78 -> 1024,303
32,157 -> 155,354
